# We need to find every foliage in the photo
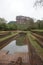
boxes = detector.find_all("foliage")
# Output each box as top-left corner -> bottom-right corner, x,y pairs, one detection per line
0,19 -> 17,31
34,20 -> 43,29
8,22 -> 17,30
34,0 -> 43,7
0,17 -> 43,31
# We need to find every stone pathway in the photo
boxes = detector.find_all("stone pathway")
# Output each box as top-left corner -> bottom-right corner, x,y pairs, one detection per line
0,51 -> 29,65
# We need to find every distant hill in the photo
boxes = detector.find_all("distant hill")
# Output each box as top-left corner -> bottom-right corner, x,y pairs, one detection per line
8,21 -> 16,24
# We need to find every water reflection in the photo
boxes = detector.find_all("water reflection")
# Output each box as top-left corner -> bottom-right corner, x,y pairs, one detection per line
1,40 -> 28,54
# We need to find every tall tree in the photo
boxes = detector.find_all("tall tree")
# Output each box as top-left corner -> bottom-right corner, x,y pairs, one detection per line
34,0 -> 43,7
0,18 -> 7,23
0,18 -> 7,30
28,18 -> 34,29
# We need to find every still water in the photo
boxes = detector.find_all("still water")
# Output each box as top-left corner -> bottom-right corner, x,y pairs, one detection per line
1,40 -> 28,54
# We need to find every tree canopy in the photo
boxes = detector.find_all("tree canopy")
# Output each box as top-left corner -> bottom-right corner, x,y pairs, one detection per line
34,0 -> 43,7
0,17 -> 43,31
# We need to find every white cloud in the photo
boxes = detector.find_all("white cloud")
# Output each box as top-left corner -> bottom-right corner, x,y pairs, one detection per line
0,0 -> 43,22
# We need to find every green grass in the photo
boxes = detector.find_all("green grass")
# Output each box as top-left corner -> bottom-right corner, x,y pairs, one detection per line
32,29 -> 43,32
27,31 -> 43,60
0,32 -> 19,42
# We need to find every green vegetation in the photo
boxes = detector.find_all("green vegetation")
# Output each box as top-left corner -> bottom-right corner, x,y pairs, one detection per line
32,29 -> 43,32
27,31 -> 43,60
17,24 -> 28,30
0,18 -> 17,31
0,32 -> 19,42
0,17 -> 43,31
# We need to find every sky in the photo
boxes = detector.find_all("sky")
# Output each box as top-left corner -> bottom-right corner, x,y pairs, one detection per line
0,0 -> 43,22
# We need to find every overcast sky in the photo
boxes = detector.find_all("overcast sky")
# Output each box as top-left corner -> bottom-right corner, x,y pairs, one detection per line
0,0 -> 43,22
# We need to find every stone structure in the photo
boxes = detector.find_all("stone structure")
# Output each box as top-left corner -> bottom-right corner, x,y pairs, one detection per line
0,51 -> 29,65
16,16 -> 31,24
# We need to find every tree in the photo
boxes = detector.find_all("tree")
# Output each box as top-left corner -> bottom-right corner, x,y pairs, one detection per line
37,20 -> 41,29
0,18 -> 7,30
34,20 -> 43,29
0,18 -> 7,23
34,0 -> 43,7
8,21 -> 17,30
28,18 -> 34,29
40,20 -> 43,29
